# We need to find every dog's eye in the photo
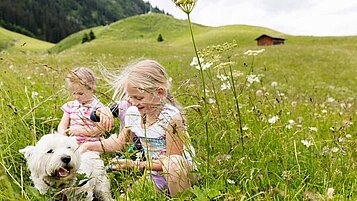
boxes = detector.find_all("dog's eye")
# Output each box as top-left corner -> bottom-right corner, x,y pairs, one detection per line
47,149 -> 54,154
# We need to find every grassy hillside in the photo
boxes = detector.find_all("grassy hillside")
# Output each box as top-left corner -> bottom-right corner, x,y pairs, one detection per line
0,27 -> 54,52
0,13 -> 356,200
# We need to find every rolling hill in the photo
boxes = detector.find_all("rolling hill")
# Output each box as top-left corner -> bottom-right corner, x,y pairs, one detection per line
0,27 -> 54,52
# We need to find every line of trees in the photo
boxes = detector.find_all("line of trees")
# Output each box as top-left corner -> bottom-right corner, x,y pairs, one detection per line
0,0 -> 165,43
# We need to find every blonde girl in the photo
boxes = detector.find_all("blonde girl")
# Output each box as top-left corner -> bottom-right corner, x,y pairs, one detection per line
58,67 -> 105,143
80,59 -> 197,196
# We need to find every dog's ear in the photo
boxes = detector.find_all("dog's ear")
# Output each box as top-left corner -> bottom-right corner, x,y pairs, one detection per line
19,146 -> 35,160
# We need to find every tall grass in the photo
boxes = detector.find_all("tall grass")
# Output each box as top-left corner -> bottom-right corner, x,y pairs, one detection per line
0,10 -> 356,200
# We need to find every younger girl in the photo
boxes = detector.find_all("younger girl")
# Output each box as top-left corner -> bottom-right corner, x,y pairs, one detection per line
58,67 -> 105,144
80,59 -> 197,196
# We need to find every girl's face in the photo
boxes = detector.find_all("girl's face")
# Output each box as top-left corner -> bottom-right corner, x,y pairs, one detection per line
125,83 -> 163,116
70,83 -> 94,105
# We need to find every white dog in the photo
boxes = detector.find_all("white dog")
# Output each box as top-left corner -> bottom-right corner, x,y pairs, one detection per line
19,133 -> 112,201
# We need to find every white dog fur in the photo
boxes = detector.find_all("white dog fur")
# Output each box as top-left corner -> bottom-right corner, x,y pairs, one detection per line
19,133 -> 112,201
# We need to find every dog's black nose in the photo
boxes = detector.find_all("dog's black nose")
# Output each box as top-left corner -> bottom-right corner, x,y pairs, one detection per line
61,156 -> 71,164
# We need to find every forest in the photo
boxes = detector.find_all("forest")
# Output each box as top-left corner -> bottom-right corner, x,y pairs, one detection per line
0,0 -> 165,42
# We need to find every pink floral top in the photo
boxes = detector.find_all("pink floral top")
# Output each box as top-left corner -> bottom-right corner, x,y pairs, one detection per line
61,97 -> 104,144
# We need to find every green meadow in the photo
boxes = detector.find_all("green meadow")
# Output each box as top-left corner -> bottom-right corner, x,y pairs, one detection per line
0,13 -> 356,200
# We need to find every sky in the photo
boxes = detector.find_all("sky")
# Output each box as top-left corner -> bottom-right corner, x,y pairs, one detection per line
144,0 -> 357,36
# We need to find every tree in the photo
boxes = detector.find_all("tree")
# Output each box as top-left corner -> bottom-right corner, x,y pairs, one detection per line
89,30 -> 96,41
157,33 -> 164,42
82,33 -> 89,43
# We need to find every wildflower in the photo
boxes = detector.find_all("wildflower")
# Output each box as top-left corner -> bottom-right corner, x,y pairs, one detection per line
327,97 -> 335,103
208,98 -> 216,104
271,81 -> 278,87
256,90 -> 263,97
301,140 -> 314,148
298,116 -> 303,123
31,91 -> 39,99
242,126 -> 249,131
247,74 -> 260,84
268,116 -> 279,124
220,82 -> 231,91
244,49 -> 265,56
172,0 -> 197,14
190,56 -> 203,67
217,74 -> 229,81
201,62 -> 213,70
331,147 -> 339,153
227,179 -> 235,184
322,109 -> 327,113
327,188 -> 334,199
309,127 -> 318,132
281,170 -> 291,180
346,134 -> 352,138
232,70 -> 243,77
0,81 -> 3,88
291,101 -> 297,107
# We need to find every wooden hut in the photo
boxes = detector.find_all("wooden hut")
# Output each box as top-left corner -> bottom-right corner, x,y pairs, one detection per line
255,34 -> 285,46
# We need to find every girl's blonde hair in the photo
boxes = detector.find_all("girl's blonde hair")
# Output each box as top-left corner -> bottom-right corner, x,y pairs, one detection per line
66,67 -> 96,91
110,59 -> 177,106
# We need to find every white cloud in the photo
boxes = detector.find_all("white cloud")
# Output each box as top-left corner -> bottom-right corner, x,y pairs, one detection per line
145,0 -> 357,36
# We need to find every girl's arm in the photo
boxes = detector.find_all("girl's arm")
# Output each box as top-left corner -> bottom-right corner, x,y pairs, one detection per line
80,127 -> 131,153
139,114 -> 186,171
58,112 -> 70,135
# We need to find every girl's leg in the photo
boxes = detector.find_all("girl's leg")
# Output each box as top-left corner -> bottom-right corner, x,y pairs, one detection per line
162,155 -> 192,196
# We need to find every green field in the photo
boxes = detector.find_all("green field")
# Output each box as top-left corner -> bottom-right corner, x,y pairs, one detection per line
0,13 -> 356,200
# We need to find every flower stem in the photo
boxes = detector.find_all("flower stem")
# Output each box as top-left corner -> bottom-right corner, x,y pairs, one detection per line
186,13 -> 211,177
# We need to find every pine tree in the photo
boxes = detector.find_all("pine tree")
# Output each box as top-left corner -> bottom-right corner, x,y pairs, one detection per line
89,30 -> 96,41
82,33 -> 89,43
157,33 -> 164,42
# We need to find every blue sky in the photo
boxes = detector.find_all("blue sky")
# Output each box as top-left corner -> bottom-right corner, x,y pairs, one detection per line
145,0 -> 357,36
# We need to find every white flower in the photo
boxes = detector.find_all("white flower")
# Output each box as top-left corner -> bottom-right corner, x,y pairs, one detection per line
256,90 -> 264,97
190,56 -> 203,67
220,82 -> 231,91
268,116 -> 279,124
327,188 -> 334,199
31,91 -> 39,99
309,127 -> 318,132
291,101 -> 297,107
247,74 -> 260,84
301,140 -> 314,148
208,98 -> 216,104
327,97 -> 335,103
288,120 -> 295,125
331,147 -> 339,153
217,74 -> 229,81
346,134 -> 352,138
322,109 -> 327,113
271,81 -> 278,87
244,49 -> 265,56
285,124 -> 293,129
242,126 -> 249,131
227,179 -> 235,184
201,62 -> 213,70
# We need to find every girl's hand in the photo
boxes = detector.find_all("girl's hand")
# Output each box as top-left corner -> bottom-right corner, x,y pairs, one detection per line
64,126 -> 85,136
78,143 -> 88,154
109,157 -> 136,170
97,107 -> 114,131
